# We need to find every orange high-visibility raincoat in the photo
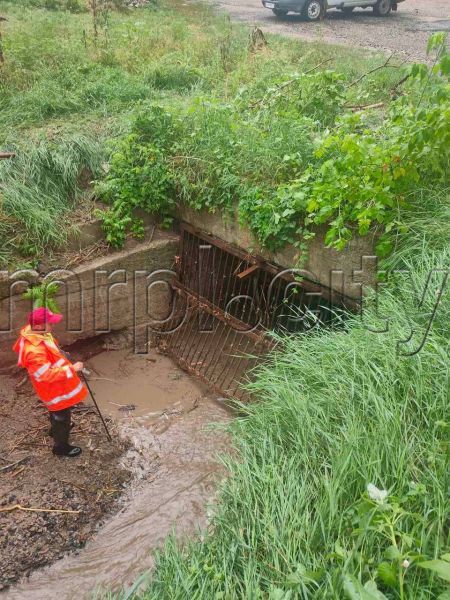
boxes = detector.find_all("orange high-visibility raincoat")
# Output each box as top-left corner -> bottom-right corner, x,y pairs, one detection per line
13,326 -> 87,411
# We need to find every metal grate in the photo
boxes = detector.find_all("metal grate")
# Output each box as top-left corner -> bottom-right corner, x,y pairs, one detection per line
157,224 -> 354,400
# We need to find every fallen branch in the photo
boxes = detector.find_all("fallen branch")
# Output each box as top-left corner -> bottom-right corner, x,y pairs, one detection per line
185,397 -> 200,414
56,479 -> 88,493
0,504 -> 80,514
390,73 -> 411,95
249,58 -> 333,109
15,375 -> 28,389
347,54 -> 398,88
10,466 -> 25,478
87,376 -> 118,384
346,102 -> 385,112
0,456 -> 29,472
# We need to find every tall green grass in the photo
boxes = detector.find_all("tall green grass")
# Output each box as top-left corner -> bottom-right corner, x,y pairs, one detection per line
0,133 -> 104,265
125,188 -> 449,599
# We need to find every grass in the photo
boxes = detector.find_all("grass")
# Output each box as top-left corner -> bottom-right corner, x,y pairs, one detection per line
0,0 -> 406,267
0,132 -> 104,264
0,1 -> 448,598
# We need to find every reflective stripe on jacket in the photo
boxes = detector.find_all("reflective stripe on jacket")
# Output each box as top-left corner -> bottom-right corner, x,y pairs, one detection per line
13,326 -> 87,412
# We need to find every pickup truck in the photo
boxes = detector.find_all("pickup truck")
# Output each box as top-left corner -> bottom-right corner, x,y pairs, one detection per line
262,0 -> 405,21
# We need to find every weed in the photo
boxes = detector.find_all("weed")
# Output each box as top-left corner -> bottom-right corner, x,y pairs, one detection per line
23,280 -> 60,311
0,133 -> 104,266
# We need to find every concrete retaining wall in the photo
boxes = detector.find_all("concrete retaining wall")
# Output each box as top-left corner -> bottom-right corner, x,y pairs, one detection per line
177,207 -> 378,300
0,231 -> 179,367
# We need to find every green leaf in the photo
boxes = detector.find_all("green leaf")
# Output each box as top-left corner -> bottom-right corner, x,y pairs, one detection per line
335,542 -> 346,559
384,546 -> 401,560
437,590 -> 450,600
343,575 -> 388,600
377,562 -> 398,588
441,554 -> 450,563
417,560 -> 450,582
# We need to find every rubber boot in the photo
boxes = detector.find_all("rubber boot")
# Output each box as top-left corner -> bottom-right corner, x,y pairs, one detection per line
51,409 -> 82,458
48,416 -> 74,437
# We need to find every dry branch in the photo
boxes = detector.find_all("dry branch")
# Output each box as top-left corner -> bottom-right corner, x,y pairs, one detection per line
10,466 -> 25,478
390,73 -> 411,95
347,54 -> 405,88
0,15 -> 6,65
0,504 -> 81,514
0,456 -> 29,472
346,102 -> 385,112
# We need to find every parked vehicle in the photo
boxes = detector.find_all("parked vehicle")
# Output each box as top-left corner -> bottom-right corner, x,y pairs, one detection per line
262,0 -> 405,21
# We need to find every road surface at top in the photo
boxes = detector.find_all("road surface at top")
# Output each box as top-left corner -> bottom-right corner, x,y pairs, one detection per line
211,0 -> 449,62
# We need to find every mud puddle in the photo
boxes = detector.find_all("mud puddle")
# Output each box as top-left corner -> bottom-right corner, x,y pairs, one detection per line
3,349 -> 231,599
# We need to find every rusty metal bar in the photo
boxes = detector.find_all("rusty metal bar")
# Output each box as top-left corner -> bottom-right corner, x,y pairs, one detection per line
179,222 -> 360,311
173,282 -> 274,349
158,224 -> 355,401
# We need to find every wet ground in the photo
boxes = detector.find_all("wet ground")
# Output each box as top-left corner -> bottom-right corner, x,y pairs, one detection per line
209,0 -> 449,62
0,373 -> 131,592
1,342 -> 230,598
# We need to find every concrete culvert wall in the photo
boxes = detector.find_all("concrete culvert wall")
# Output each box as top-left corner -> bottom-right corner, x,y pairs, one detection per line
178,207 -> 378,300
0,229 -> 179,367
0,210 -> 376,370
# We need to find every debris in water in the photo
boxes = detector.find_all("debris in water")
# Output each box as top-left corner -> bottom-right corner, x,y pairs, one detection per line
118,404 -> 137,413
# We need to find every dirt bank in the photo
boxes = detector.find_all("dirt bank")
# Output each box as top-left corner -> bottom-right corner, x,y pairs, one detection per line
2,339 -> 230,598
0,373 -> 131,592
210,0 -> 449,62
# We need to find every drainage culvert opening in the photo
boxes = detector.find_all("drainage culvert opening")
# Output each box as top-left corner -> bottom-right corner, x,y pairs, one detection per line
156,224 -> 357,401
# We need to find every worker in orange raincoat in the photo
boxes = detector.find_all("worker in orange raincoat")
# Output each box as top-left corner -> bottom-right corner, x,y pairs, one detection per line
13,307 -> 88,457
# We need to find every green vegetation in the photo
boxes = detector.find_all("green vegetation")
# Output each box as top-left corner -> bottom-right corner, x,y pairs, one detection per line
23,280 -> 61,311
100,34 -> 449,257
132,197 -> 449,598
0,133 -> 103,264
1,0 -> 413,266
1,2 -> 448,597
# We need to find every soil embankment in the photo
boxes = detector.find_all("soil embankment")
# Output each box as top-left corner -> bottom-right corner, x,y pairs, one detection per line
1,338 -> 230,598
0,372 -> 130,591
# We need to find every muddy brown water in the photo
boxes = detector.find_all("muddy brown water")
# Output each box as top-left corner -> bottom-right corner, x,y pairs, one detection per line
3,350 -> 231,599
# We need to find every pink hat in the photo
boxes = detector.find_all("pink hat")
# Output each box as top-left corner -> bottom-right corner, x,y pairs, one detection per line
28,307 -> 63,327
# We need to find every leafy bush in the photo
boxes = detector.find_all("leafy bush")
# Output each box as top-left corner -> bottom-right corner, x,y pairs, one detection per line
95,107 -> 176,246
287,34 -> 449,255
99,35 -> 449,258
239,34 -> 450,254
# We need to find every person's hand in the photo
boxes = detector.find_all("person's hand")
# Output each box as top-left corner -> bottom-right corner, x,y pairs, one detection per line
72,361 -> 84,372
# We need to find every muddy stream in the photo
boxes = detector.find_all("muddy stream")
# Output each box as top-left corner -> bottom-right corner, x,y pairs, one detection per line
3,349 -> 230,599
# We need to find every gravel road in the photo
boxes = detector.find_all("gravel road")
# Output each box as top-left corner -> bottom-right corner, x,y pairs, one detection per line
211,0 -> 449,62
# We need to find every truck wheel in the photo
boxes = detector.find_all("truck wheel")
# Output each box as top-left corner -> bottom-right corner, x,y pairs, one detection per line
302,0 -> 325,21
272,8 -> 288,16
373,0 -> 392,16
